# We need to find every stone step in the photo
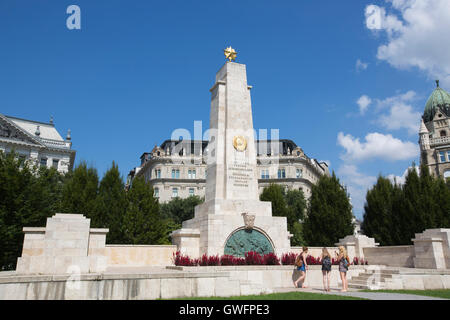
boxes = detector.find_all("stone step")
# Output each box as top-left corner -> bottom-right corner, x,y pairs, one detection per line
351,274 -> 393,281
363,269 -> 400,275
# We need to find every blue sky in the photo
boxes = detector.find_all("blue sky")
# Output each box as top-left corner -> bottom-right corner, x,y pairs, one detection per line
1,0 -> 448,219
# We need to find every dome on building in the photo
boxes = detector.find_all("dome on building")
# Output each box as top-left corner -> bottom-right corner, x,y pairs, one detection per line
423,80 -> 450,123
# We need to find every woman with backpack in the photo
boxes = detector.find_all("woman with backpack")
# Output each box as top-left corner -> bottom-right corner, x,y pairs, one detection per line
321,247 -> 332,292
336,246 -> 350,292
293,247 -> 308,288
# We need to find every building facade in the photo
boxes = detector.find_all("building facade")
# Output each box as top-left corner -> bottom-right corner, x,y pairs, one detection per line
0,113 -> 75,174
419,81 -> 450,179
128,139 -> 329,202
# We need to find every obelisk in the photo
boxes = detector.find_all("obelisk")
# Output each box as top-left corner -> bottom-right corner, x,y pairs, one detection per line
172,48 -> 291,258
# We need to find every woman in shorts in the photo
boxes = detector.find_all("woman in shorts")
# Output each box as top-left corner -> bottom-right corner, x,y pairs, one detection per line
294,247 -> 308,288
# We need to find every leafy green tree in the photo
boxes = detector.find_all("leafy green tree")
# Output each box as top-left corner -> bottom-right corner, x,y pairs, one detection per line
159,195 -> 204,226
259,184 -> 288,218
285,189 -> 307,226
303,172 -> 354,246
122,177 -> 168,244
0,151 -> 64,270
361,176 -> 396,246
434,177 -> 450,228
60,161 -> 99,219
259,185 -> 307,246
95,162 -> 127,243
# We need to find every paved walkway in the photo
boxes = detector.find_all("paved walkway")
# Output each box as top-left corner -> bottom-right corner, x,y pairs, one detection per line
273,287 -> 448,300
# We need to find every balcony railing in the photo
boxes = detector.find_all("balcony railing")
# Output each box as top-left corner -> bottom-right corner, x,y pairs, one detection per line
430,136 -> 450,146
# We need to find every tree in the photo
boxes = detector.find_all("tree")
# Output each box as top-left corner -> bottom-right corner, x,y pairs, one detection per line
259,184 -> 288,218
122,177 -> 168,244
95,162 -> 127,243
0,151 -> 64,270
159,195 -> 204,226
285,189 -> 307,226
361,176 -> 396,246
60,161 -> 99,219
303,172 -> 354,246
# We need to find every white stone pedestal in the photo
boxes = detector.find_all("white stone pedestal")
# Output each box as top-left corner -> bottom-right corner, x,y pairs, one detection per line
16,214 -> 108,274
413,229 -> 450,269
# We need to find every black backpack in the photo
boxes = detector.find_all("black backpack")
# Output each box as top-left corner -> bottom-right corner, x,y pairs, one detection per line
322,256 -> 331,268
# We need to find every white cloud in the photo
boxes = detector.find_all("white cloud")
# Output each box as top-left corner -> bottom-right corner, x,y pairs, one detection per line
387,166 -> 419,184
369,91 -> 421,135
378,102 -> 421,134
357,95 -> 372,114
337,132 -> 419,161
365,0 -> 450,87
337,164 -> 377,218
356,59 -> 369,72
374,90 -> 417,111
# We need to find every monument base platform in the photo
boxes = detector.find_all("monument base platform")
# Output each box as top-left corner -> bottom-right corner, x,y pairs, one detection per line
172,199 -> 292,258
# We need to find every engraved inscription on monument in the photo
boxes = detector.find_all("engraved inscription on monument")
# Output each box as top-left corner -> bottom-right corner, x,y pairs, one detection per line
227,162 -> 253,188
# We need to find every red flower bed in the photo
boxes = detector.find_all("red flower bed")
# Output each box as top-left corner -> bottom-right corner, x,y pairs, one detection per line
172,251 -> 368,267
281,252 -> 298,265
263,252 -> 280,265
353,257 -> 368,265
245,251 -> 264,265
199,254 -> 220,266
173,251 -> 197,266
220,255 -> 246,266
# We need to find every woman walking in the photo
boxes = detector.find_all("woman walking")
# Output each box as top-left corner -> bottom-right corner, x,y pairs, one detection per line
336,246 -> 350,292
321,247 -> 332,292
294,247 -> 308,288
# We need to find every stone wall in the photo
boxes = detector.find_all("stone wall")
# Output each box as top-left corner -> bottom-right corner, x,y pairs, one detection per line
0,265 -> 368,300
105,245 -> 177,267
363,246 -> 415,267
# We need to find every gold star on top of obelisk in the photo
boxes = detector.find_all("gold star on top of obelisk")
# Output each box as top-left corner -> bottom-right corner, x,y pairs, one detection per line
224,46 -> 237,62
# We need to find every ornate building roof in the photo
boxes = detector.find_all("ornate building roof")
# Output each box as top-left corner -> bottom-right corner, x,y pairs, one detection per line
423,80 -> 450,123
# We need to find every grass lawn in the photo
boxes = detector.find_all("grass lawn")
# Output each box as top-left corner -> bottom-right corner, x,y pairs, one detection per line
361,289 -> 450,299
169,292 -> 366,300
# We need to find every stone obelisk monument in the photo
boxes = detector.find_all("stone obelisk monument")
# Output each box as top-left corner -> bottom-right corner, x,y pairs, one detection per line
172,48 -> 291,258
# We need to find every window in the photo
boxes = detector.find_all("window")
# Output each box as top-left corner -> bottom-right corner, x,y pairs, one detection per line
172,169 -> 180,178
296,168 -> 302,178
261,170 -> 269,179
447,151 -> 450,162
188,169 -> 196,179
440,151 -> 446,163
155,169 -> 161,179
189,188 -> 195,196
40,158 -> 47,168
441,130 -> 447,137
172,188 -> 178,198
52,159 -> 59,169
277,169 -> 286,179
154,188 -> 159,198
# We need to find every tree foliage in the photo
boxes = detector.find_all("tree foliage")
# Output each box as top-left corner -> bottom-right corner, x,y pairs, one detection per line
362,163 -> 450,245
122,177 -> 168,244
303,172 -> 354,247
0,151 -> 64,270
259,184 -> 307,246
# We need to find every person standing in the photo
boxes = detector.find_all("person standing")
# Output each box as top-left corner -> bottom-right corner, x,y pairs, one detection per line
321,247 -> 332,292
294,247 -> 308,288
336,246 -> 350,292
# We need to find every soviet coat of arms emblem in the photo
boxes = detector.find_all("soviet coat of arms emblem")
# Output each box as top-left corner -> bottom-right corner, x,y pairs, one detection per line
233,135 -> 247,152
